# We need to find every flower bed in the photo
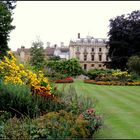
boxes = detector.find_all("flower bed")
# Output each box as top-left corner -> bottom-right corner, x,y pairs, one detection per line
84,79 -> 140,86
0,52 -> 52,97
55,77 -> 74,83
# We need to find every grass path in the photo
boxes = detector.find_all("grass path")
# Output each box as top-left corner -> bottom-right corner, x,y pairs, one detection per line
57,80 -> 140,139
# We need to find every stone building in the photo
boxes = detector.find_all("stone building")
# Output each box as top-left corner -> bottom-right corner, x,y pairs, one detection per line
14,46 -> 30,63
54,42 -> 69,60
14,43 -> 69,62
69,33 -> 110,71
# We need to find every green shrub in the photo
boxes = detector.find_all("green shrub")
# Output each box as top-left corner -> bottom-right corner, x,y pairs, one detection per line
112,69 -> 133,82
79,108 -> 103,135
46,58 -> 83,78
44,70 -> 67,81
31,110 -> 91,139
57,85 -> 96,115
87,69 -> 113,80
0,111 -> 12,138
0,81 -> 66,118
3,117 -> 30,139
127,55 -> 140,75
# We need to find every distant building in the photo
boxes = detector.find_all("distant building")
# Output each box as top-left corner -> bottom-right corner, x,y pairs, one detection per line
14,42 -> 69,62
14,46 -> 30,63
54,42 -> 69,60
69,33 -> 110,71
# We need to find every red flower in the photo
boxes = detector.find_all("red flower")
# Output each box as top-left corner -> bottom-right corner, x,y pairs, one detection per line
86,108 -> 95,114
79,114 -> 84,119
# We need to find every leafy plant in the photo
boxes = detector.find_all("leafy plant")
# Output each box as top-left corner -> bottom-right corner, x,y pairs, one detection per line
87,69 -> 113,80
0,81 -> 66,118
46,58 -> 83,78
31,110 -> 91,138
57,85 -> 96,115
127,55 -> 140,76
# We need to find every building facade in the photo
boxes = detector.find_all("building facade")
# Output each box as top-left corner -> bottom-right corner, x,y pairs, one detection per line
14,46 -> 31,63
14,43 -> 69,63
54,42 -> 69,60
69,33 -> 110,71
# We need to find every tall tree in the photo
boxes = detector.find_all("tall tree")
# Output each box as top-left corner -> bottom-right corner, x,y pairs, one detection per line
107,10 -> 140,70
29,39 -> 45,70
0,1 -> 16,59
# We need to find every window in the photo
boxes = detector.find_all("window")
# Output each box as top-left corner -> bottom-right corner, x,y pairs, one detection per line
91,64 -> 94,67
99,55 -> 102,61
91,55 -> 94,61
84,55 -> 87,61
92,48 -> 94,52
99,64 -> 102,67
84,64 -> 87,70
99,48 -> 102,52
77,47 -> 80,52
106,55 -> 109,61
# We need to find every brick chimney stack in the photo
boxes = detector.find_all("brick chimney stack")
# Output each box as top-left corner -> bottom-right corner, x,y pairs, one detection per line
78,33 -> 80,39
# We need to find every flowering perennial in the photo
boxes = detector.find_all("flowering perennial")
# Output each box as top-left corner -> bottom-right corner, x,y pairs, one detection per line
55,77 -> 74,83
79,108 -> 102,134
0,52 -> 52,97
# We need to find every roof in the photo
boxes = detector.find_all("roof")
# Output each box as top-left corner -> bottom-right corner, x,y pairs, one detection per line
59,47 -> 69,52
16,48 -> 30,54
45,47 -> 55,56
70,35 -> 107,44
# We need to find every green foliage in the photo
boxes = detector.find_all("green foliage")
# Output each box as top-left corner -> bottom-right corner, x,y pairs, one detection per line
31,110 -> 90,139
57,85 -> 96,115
46,58 -> 83,78
3,117 -> 30,139
29,39 -> 45,71
0,81 -> 66,118
0,111 -> 12,138
108,10 -> 140,70
48,56 -> 61,61
127,55 -> 140,75
87,69 -> 113,80
44,70 -> 67,81
80,108 -> 103,135
0,1 -> 16,59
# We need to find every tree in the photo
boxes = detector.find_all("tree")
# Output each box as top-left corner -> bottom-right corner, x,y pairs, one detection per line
46,58 -> 83,77
0,1 -> 16,59
107,10 -> 140,70
127,55 -> 140,75
48,56 -> 61,61
29,39 -> 45,70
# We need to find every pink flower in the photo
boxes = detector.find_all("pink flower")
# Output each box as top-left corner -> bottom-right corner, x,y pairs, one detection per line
96,115 -> 102,120
86,108 -> 95,114
79,114 -> 84,119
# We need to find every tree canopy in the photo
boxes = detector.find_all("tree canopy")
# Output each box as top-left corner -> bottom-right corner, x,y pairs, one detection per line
107,10 -> 140,70
0,1 -> 16,59
29,39 -> 45,70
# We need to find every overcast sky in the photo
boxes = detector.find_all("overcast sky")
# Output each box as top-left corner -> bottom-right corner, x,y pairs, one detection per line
8,1 -> 140,51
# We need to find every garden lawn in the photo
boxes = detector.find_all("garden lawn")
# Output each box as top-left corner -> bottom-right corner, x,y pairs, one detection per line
57,80 -> 140,139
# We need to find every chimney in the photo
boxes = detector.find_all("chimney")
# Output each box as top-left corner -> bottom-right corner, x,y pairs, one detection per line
54,44 -> 57,48
47,42 -> 50,47
60,42 -> 64,47
78,33 -> 80,39
21,46 -> 25,49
